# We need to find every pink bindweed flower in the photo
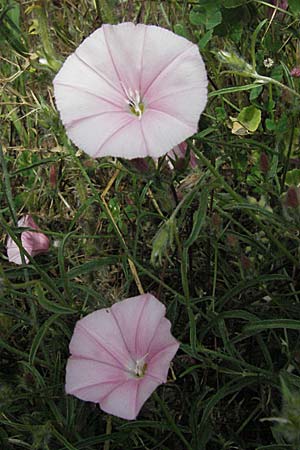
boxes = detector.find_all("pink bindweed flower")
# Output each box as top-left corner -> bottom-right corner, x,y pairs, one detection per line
53,23 -> 207,159
6,215 -> 50,265
267,0 -> 288,19
65,293 -> 179,420
167,141 -> 198,169
290,67 -> 300,78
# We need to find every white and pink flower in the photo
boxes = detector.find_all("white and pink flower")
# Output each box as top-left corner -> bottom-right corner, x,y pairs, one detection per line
54,23 -> 207,159
65,293 -> 179,420
6,215 -> 50,265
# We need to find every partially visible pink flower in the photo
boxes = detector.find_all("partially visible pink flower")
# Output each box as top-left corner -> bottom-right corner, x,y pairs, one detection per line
6,215 -> 50,265
54,22 -> 207,159
65,293 -> 179,420
167,141 -> 197,169
267,0 -> 288,19
130,157 -> 151,172
290,67 -> 300,78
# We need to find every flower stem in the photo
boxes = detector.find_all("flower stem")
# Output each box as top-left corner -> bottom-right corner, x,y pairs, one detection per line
0,144 -> 18,226
154,392 -> 193,450
35,0 -> 61,71
253,73 -> 300,100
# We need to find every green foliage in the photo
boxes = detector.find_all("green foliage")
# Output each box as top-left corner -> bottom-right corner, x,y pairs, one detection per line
237,105 -> 262,132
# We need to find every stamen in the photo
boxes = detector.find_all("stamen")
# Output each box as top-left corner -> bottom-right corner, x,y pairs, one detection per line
122,82 -> 144,119
127,354 -> 148,378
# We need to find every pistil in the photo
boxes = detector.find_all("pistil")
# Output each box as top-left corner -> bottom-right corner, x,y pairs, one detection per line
123,85 -> 144,119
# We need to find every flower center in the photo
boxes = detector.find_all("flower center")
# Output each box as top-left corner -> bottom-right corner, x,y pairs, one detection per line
123,85 -> 144,119
127,355 -> 148,378
134,358 -> 147,378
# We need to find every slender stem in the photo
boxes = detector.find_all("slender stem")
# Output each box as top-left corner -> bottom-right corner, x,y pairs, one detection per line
154,392 -> 193,450
35,0 -> 60,71
103,416 -> 112,450
281,117 -> 295,191
93,0 -> 103,22
0,144 -> 18,226
252,74 -> 300,100
67,144 -> 144,294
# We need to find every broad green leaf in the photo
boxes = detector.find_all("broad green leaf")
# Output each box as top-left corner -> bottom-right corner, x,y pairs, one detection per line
288,0 -> 300,15
285,169 -> 300,187
222,0 -> 248,7
190,3 -> 222,30
237,105 -> 261,132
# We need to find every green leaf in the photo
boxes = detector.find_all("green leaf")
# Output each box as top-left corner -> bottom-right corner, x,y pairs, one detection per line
285,169 -> 300,187
244,319 -> 300,334
35,284 -> 76,315
198,29 -> 213,49
249,85 -> 263,101
190,3 -> 222,30
174,23 -> 188,39
288,0 -> 300,15
67,256 -> 120,278
222,0 -> 248,7
184,189 -> 209,248
237,105 -> 261,132
29,314 -> 59,365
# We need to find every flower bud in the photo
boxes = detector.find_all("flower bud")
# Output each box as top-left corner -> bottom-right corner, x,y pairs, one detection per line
150,217 -> 176,266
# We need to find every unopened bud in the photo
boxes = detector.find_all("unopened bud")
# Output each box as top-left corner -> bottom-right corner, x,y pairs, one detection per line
217,50 -> 257,77
286,186 -> 300,209
290,67 -> 300,78
227,234 -> 238,248
150,217 -> 176,267
49,164 -> 56,188
241,254 -> 251,270
260,152 -> 269,174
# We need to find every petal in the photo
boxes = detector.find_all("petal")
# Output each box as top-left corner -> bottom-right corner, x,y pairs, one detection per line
147,86 -> 207,132
135,376 -> 161,416
101,376 -> 161,420
147,318 -> 180,383
101,23 -> 147,93
54,29 -> 124,102
140,109 -> 195,159
140,25 -> 193,96
63,111 -> 136,159
92,118 -> 148,159
100,378 -> 141,420
111,293 -> 166,359
144,44 -> 207,104
22,231 -> 50,256
65,357 -> 127,402
73,308 -> 133,368
69,320 -> 125,369
6,236 -> 27,265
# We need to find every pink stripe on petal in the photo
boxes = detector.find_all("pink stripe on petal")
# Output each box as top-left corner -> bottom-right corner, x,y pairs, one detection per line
94,120 -> 149,159
65,358 -> 128,402
111,294 -> 165,359
75,309 -> 133,367
74,51 -> 124,97
142,44 -> 194,98
100,379 -> 140,420
55,82 -> 123,109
